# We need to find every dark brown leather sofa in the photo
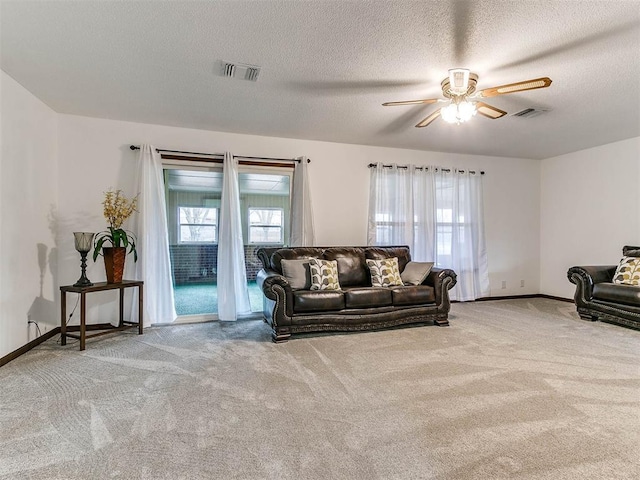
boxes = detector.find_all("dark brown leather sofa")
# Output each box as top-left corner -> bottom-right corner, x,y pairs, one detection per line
567,245 -> 640,330
256,246 -> 457,342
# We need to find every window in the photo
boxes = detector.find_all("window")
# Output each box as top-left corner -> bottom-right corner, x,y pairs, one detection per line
179,206 -> 218,243
435,208 -> 466,265
248,208 -> 284,244
374,213 -> 393,244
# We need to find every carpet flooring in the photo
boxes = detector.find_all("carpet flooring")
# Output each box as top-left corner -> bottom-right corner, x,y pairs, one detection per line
173,281 -> 263,316
1,298 -> 638,479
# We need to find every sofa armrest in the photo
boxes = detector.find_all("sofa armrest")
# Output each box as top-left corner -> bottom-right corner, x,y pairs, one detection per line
256,268 -> 294,325
567,265 -> 616,305
425,267 -> 457,312
425,267 -> 457,288
256,269 -> 291,299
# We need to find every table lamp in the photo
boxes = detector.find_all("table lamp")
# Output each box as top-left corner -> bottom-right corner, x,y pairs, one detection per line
73,232 -> 95,287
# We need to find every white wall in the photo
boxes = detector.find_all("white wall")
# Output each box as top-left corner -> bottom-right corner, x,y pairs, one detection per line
3,72 -> 637,356
540,137 -> 640,298
0,89 -> 542,355
56,114 -> 541,311
0,71 -> 58,358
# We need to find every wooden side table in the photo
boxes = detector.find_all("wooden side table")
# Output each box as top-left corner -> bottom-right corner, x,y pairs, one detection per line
60,280 -> 144,351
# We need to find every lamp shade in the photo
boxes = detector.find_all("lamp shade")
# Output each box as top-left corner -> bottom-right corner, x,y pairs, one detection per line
73,232 -> 95,253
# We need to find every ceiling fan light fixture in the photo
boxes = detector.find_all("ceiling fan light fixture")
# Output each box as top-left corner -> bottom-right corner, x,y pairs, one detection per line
441,100 -> 477,124
384,70 -> 551,128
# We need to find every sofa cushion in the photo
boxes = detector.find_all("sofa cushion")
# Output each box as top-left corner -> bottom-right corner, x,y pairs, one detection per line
270,248 -> 324,274
593,283 -> 640,306
323,247 -> 368,287
293,290 -> 345,312
365,246 -> 411,273
281,259 -> 311,290
344,287 -> 393,308
366,257 -> 403,287
309,259 -> 341,290
613,256 -> 640,286
391,285 -> 436,306
401,261 -> 434,286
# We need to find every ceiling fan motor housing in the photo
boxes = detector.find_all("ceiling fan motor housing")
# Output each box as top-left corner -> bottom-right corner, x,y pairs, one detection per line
441,72 -> 478,98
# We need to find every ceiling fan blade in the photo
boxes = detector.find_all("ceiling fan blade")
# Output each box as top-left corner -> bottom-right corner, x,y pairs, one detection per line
415,109 -> 442,128
477,77 -> 552,98
382,98 -> 439,107
476,102 -> 507,119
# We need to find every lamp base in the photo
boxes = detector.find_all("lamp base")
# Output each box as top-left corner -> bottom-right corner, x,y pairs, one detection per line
73,277 -> 93,288
74,251 -> 93,287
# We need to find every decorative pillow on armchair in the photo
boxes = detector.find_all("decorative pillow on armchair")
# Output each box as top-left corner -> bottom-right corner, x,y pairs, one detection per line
366,257 -> 404,287
613,256 -> 640,286
309,259 -> 341,290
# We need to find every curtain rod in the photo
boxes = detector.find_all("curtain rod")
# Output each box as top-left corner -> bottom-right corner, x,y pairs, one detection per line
129,145 -> 310,163
367,163 -> 484,175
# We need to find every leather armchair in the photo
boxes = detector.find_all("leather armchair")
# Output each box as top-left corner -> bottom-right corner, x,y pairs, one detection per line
567,246 -> 640,330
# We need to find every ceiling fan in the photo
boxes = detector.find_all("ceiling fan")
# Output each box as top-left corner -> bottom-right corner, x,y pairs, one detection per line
383,69 -> 552,127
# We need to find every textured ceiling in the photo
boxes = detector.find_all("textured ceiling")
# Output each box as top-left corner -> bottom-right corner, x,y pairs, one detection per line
1,0 -> 639,159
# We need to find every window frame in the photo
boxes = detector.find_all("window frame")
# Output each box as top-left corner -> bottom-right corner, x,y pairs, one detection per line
177,205 -> 219,244
435,208 -> 472,267
247,206 -> 285,245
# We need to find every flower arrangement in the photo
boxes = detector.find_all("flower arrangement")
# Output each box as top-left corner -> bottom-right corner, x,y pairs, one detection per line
93,189 -> 139,262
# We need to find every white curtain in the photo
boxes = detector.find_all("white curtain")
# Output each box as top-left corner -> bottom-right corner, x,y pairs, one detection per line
133,144 -> 177,325
367,163 -> 415,249
290,157 -> 315,246
218,152 -> 251,321
367,163 -> 490,301
412,167 -> 437,262
366,163 -> 436,259
434,169 -> 490,301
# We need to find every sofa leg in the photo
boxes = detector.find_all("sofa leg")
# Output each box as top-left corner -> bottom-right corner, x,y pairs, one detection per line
272,331 -> 291,343
577,308 -> 598,321
434,317 -> 450,327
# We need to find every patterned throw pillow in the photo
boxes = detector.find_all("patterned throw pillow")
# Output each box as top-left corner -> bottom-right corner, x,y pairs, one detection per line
613,256 -> 640,286
366,257 -> 404,287
309,259 -> 341,290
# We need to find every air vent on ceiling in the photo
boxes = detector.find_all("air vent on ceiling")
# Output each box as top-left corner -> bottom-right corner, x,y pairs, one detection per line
512,107 -> 550,118
221,61 -> 261,82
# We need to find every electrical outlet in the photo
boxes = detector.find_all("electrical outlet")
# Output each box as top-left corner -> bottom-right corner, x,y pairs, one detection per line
501,280 -> 506,289
520,280 -> 525,288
